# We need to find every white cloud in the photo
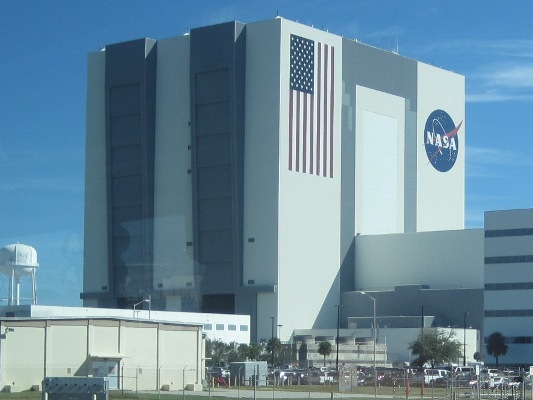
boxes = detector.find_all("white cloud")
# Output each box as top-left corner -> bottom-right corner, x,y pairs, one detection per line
415,38 -> 533,102
480,63 -> 533,89
466,146 -> 533,179
466,92 -> 533,103
467,61 -> 533,103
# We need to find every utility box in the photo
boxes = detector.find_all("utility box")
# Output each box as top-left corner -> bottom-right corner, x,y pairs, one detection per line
42,377 -> 109,400
229,361 -> 268,386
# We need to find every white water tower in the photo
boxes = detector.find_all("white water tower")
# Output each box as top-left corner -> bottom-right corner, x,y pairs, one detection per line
0,243 -> 39,305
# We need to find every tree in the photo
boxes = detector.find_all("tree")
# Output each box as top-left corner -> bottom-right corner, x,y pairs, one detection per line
247,343 -> 262,360
409,329 -> 462,368
206,339 -> 230,366
266,338 -> 282,366
486,332 -> 507,366
206,339 -> 268,366
473,351 -> 483,362
318,341 -> 332,366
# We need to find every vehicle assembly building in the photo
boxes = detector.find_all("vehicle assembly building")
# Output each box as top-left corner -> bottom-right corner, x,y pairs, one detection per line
82,16 -> 468,346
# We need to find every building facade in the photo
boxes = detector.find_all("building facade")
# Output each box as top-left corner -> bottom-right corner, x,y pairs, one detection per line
484,209 -> 533,364
0,305 -> 250,344
0,316 -> 204,392
83,17 -> 465,342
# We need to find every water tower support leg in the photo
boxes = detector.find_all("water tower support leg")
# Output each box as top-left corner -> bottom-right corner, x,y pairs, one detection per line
9,269 -> 14,306
32,268 -> 37,305
15,277 -> 20,306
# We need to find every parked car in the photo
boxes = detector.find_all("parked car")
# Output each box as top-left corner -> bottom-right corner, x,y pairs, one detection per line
423,369 -> 449,384
489,376 -> 509,389
481,368 -> 501,378
209,367 -> 230,378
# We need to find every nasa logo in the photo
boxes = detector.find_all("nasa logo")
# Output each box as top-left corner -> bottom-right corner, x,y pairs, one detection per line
424,109 -> 462,172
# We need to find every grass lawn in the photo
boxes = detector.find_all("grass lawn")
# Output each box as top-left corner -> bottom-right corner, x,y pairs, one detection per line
0,384 -> 466,400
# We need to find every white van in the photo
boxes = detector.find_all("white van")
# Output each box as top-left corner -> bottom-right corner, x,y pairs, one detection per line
423,369 -> 449,384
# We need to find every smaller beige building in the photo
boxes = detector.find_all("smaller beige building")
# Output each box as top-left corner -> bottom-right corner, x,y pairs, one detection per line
0,317 -> 204,392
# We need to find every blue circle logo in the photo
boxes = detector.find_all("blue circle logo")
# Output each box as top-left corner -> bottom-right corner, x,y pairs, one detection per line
423,109 -> 462,172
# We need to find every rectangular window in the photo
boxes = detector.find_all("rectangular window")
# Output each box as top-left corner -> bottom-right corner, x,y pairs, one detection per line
204,324 -> 212,330
485,228 -> 533,237
216,324 -> 224,331
228,325 -> 236,331
240,325 -> 248,332
485,255 -> 533,264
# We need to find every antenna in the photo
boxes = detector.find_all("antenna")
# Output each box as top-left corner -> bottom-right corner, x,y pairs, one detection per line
389,32 -> 399,54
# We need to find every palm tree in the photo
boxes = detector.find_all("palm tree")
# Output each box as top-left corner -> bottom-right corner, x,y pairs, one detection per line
318,341 -> 332,366
486,332 -> 507,366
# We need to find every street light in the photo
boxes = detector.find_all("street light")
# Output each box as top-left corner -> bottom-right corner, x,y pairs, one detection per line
335,304 -> 343,371
463,312 -> 469,366
270,316 -> 275,367
421,305 -> 425,334
133,299 -> 149,318
360,292 -> 377,399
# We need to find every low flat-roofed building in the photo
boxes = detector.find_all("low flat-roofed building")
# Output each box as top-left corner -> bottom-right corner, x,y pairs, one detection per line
0,305 -> 250,344
0,315 -> 204,392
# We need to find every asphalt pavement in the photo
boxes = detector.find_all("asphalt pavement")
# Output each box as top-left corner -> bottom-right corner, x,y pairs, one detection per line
182,387 -> 386,399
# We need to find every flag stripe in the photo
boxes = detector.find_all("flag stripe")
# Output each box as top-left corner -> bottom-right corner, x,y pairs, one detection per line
303,92 -> 307,173
323,45 -> 328,177
329,47 -> 335,178
316,43 -> 321,175
310,94 -> 314,174
289,90 -> 293,171
296,92 -> 300,172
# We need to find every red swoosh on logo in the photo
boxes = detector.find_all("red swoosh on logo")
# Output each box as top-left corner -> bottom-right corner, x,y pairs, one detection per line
428,120 -> 463,164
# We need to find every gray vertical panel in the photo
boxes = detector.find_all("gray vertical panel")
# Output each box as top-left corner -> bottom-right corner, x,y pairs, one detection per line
190,22 -> 246,310
105,38 -> 157,306
404,102 -> 418,232
340,38 -> 357,292
342,39 -> 418,288
350,42 -> 417,101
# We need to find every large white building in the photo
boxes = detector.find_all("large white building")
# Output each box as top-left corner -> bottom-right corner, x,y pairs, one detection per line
83,17 -> 466,345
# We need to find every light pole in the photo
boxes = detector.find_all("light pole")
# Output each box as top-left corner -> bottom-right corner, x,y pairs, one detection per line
335,304 -> 343,371
270,316 -> 275,367
277,324 -> 283,369
360,292 -> 377,399
421,305 -> 425,334
463,312 -> 469,366
133,299 -> 149,318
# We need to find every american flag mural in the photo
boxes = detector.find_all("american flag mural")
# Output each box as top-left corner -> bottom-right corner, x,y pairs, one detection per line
289,34 -> 335,178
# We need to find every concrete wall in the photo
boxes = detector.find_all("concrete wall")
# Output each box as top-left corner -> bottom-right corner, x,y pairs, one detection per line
83,50 -> 108,302
152,36 -> 195,308
276,19 -> 343,339
416,63 -> 465,232
354,229 -> 484,291
242,19 -> 282,342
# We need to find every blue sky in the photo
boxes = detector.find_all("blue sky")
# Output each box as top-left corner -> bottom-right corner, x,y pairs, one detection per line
1,1 -> 533,306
